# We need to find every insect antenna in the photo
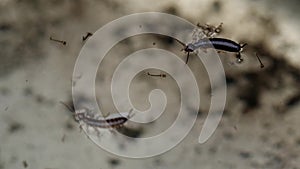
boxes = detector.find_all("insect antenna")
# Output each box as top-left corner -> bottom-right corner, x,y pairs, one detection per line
173,38 -> 186,49
173,38 -> 192,64
240,43 -> 247,48
255,53 -> 265,68
59,101 -> 75,112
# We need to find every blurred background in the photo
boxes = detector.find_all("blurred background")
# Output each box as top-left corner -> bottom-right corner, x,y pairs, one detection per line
1,0 -> 300,169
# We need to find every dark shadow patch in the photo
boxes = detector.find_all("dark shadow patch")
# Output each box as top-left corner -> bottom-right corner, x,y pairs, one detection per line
239,151 -> 252,159
22,160 -> 28,168
8,122 -> 24,133
116,127 -> 144,138
64,120 -> 75,131
107,158 -> 121,167
211,1 -> 222,12
163,5 -> 179,15
23,87 -> 33,96
223,131 -> 234,140
228,41 -> 300,113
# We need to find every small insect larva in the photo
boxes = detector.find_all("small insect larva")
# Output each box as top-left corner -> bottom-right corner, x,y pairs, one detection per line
147,72 -> 166,78
255,53 -> 265,68
49,36 -> 67,45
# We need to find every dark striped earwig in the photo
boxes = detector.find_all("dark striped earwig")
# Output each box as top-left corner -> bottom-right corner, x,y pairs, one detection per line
177,38 -> 247,64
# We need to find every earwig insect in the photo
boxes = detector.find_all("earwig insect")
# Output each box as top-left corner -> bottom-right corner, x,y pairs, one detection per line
147,72 -> 166,78
74,108 -> 134,129
177,23 -> 264,68
49,36 -> 67,45
176,37 -> 246,64
60,101 -> 133,132
82,32 -> 93,41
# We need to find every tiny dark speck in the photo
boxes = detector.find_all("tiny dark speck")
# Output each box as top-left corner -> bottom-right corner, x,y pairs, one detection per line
0,24 -> 11,31
239,151 -> 252,159
9,122 -> 24,133
223,131 -> 234,140
65,121 -> 75,130
108,158 -> 120,166
208,146 -> 217,154
35,95 -> 45,103
23,87 -> 33,96
153,42 -> 156,46
22,160 -> 28,168
212,1 -> 222,12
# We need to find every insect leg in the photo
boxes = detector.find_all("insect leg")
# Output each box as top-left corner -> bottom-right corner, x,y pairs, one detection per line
185,52 -> 190,64
236,52 -> 244,63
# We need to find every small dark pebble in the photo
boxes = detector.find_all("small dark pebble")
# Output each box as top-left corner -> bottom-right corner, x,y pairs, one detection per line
153,158 -> 162,166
